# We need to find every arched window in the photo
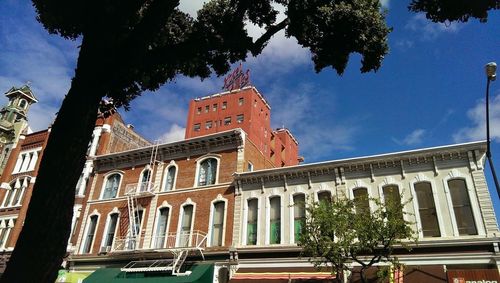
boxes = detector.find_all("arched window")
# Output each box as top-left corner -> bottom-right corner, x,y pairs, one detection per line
293,194 -> 306,243
448,179 -> 477,235
164,166 -> 176,191
353,188 -> 370,215
102,174 -> 121,199
197,158 -> 217,186
18,99 -> 27,109
139,169 -> 151,192
82,215 -> 98,253
269,196 -> 281,244
382,185 -> 403,220
317,191 -> 331,204
103,213 -> 119,249
178,205 -> 194,247
246,199 -> 258,245
414,182 -> 440,237
211,201 -> 225,246
154,207 -> 170,248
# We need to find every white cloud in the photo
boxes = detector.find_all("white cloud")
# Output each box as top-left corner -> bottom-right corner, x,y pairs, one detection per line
158,124 -> 186,143
405,13 -> 464,40
380,0 -> 390,8
453,95 -> 500,143
0,3 -> 79,131
393,129 -> 426,146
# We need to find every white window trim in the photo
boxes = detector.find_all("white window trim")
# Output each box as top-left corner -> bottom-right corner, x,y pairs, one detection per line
348,182 -> 376,214
1,177 -> 30,208
99,171 -> 124,200
0,216 -> 17,250
151,201 -> 172,249
100,208 -> 120,250
176,199 -> 196,247
137,166 -> 152,193
410,177 -> 446,238
125,204 -> 147,249
378,180 -> 411,223
193,154 -> 221,187
79,210 -> 101,254
442,172 -> 485,237
162,161 -> 178,191
12,147 -> 41,174
265,195 -> 284,245
242,197 -> 261,246
289,192 -> 306,245
207,194 -> 228,247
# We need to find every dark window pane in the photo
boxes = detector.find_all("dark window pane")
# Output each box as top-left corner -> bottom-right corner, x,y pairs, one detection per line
448,179 -> 477,235
247,199 -> 258,245
270,197 -> 281,244
353,188 -> 370,215
317,191 -> 331,203
293,194 -> 305,243
211,202 -> 225,246
414,182 -> 440,237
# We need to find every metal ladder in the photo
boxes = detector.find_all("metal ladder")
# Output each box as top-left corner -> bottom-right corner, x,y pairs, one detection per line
146,140 -> 160,192
126,194 -> 139,249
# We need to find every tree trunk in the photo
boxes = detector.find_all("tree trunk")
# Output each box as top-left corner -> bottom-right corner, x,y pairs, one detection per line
359,268 -> 368,283
0,33 -> 106,283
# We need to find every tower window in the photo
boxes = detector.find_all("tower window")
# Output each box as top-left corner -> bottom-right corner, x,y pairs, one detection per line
222,102 -> 227,110
194,123 -> 201,132
224,117 -> 231,125
236,114 -> 244,124
18,99 -> 27,109
197,107 -> 201,114
213,104 -> 218,111
238,98 -> 244,106
205,105 -> 209,113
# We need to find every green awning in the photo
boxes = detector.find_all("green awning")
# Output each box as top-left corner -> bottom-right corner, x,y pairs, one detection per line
83,263 -> 213,283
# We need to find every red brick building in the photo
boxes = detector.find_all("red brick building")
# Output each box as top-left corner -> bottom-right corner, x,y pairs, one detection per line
185,86 -> 301,167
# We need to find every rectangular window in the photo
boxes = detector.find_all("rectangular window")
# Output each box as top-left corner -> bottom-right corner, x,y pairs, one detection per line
236,114 -> 244,124
205,105 -> 209,113
415,182 -> 440,237
83,215 -> 98,253
448,179 -> 477,235
269,197 -> 281,244
238,97 -> 244,106
213,104 -> 218,111
247,199 -> 258,245
206,121 -> 213,129
197,107 -> 201,114
222,101 -> 227,110
211,202 -> 225,246
13,150 -> 39,174
224,117 -> 231,125
154,208 -> 169,248
193,123 -> 201,132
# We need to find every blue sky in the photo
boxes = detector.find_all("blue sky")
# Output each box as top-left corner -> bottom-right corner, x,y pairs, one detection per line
1,1 -> 500,213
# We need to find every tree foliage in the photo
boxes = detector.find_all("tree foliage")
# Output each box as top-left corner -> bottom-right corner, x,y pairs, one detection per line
299,195 -> 416,283
409,0 -> 499,23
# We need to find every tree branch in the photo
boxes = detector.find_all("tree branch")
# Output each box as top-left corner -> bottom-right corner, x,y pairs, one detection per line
250,17 -> 289,56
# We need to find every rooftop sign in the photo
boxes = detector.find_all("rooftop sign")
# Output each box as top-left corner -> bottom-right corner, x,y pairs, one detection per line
223,63 -> 250,91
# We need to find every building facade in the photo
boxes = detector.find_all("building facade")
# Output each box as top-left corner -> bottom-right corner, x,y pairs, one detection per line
231,141 -> 500,282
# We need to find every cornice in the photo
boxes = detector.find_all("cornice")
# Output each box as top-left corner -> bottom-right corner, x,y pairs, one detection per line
94,129 -> 244,171
235,141 -> 487,184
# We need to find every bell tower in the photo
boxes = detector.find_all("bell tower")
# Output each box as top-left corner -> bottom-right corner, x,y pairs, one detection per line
0,85 -> 38,175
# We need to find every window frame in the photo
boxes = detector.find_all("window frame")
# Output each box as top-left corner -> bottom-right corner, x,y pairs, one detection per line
266,195 -> 283,245
207,195 -> 228,247
162,162 -> 178,191
243,197 -> 260,246
410,178 -> 445,238
176,200 -> 196,247
151,202 -> 172,249
290,193 -> 306,244
194,155 -> 221,187
138,167 -> 152,192
443,175 -> 484,236
100,210 -> 120,250
100,172 -> 123,200
80,212 -> 100,254
378,181 -> 409,222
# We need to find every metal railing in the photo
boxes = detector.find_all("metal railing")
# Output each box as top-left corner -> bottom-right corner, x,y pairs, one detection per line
111,231 -> 207,252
